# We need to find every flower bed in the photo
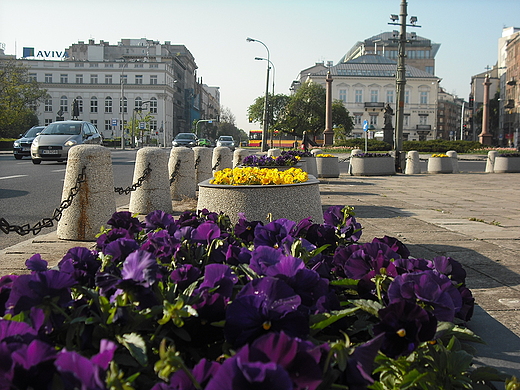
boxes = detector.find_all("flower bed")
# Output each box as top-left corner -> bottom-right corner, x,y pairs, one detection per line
350,153 -> 395,176
316,154 -> 340,178
0,205 -> 512,389
241,154 -> 300,167
428,154 -> 453,174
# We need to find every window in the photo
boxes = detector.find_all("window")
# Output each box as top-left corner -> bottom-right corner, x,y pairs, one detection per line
90,63 -> 99,68
150,120 -> 157,131
134,97 -> 143,110
150,75 -> 158,85
76,74 -> 83,84
44,98 -> 52,112
370,90 -> 378,103
355,90 -> 363,103
120,97 -> 128,113
60,96 -> 68,112
149,64 -> 159,68
105,63 -> 114,68
369,115 -> 378,125
404,114 -> 410,126
105,120 -> 112,131
339,89 -> 347,103
44,118 -> 53,126
90,120 -> 97,128
149,98 -> 158,114
135,75 -> 143,85
120,75 -> 128,84
90,97 -> 98,113
45,74 -> 52,83
405,90 -> 410,104
105,74 -> 113,84
105,96 -> 113,113
29,73 -> 37,82
425,66 -> 434,75
60,74 -> 68,83
90,74 -> 98,84
419,115 -> 428,125
420,91 -> 428,104
75,63 -> 84,67
386,90 -> 394,103
354,113 -> 363,125
76,97 -> 83,113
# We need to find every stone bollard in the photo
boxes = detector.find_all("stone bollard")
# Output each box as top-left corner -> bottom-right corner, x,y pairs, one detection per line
212,146 -> 233,172
405,151 -> 421,174
310,149 -> 323,156
57,145 -> 116,241
169,147 -> 196,201
193,147 -> 213,183
446,150 -> 459,173
233,148 -> 250,167
485,150 -> 498,173
267,148 -> 281,157
348,148 -> 363,175
129,147 -> 172,215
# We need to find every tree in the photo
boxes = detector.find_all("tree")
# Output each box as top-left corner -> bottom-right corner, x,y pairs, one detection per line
247,93 -> 291,130
332,99 -> 354,141
0,60 -> 47,138
216,106 -> 248,144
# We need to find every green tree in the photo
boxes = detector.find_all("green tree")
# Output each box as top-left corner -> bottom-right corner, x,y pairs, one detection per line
215,106 -> 248,144
0,60 -> 47,138
332,99 -> 354,141
247,93 -> 291,130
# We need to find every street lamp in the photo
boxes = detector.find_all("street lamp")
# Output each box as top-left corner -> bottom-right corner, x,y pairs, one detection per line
255,57 -> 276,148
247,37 -> 270,152
388,0 -> 421,172
120,61 -> 128,150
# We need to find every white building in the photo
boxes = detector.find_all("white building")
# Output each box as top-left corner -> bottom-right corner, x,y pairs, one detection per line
296,54 -> 439,141
18,38 -> 219,146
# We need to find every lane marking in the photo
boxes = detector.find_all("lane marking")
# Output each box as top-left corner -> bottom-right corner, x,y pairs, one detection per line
0,175 -> 28,180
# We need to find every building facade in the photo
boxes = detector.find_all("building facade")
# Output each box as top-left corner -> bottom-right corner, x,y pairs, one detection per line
296,54 -> 439,141
437,87 -> 466,140
18,38 -> 219,145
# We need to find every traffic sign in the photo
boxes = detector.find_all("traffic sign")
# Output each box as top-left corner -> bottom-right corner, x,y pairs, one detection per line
111,118 -> 118,126
363,120 -> 368,132
139,122 -> 146,130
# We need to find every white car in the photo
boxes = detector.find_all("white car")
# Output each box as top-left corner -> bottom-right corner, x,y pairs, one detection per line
216,135 -> 235,151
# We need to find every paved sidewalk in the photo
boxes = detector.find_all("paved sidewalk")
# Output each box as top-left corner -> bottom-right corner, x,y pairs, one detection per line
1,170 -> 520,380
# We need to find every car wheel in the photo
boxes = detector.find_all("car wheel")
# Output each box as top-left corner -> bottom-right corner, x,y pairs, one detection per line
14,154 -> 23,160
32,159 -> 42,165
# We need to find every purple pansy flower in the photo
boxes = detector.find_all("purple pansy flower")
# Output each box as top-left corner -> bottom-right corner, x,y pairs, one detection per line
372,236 -> 410,259
96,227 -> 135,252
25,254 -> 49,272
170,264 -> 202,292
106,211 -> 143,235
234,215 -> 263,243
373,300 -> 437,358
120,250 -> 159,288
0,275 -> 19,317
153,358 -> 221,390
9,339 -> 58,388
387,270 -> 463,322
141,229 -> 181,263
224,277 -> 309,347
323,205 -> 362,242
190,221 -> 221,244
342,333 -> 385,390
58,247 -> 100,287
144,210 -> 178,233
254,219 -> 296,249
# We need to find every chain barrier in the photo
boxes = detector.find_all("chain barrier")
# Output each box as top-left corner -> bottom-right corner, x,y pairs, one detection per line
114,163 -> 152,195
194,155 -> 201,170
169,160 -> 181,185
0,167 -> 87,236
212,155 -> 221,171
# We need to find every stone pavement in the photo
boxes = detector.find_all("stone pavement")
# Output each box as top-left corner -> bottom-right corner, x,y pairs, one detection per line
1,169 -> 520,380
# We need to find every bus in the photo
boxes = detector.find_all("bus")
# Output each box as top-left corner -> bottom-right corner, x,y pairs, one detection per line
248,130 -> 301,148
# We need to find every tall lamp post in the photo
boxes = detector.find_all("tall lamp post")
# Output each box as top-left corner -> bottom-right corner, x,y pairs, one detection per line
120,62 -> 127,150
247,37 -> 270,152
389,1 -> 420,172
255,57 -> 275,148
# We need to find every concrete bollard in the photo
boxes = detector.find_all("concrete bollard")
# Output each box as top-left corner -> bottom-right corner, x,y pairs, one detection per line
310,149 -> 323,156
233,148 -> 250,167
169,147 -> 196,201
212,146 -> 233,172
405,151 -> 421,174
129,147 -> 172,215
267,148 -> 281,157
485,150 -> 498,173
193,147 -> 213,184
446,150 -> 459,173
348,148 -> 363,175
57,145 -> 116,241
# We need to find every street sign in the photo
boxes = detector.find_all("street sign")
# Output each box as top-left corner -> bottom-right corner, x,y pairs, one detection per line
111,118 -> 118,126
363,120 -> 368,132
139,122 -> 146,130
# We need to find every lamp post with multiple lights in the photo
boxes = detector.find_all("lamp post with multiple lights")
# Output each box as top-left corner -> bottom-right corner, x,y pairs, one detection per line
247,37 -> 270,152
255,56 -> 275,148
388,0 -> 420,172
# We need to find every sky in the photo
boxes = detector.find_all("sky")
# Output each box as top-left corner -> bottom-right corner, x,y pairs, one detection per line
1,0 -> 519,132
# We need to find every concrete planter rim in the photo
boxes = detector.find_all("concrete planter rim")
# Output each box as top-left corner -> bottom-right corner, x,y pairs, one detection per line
199,175 -> 319,188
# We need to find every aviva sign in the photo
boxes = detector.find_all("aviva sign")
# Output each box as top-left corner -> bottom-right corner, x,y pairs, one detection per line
23,47 -> 68,59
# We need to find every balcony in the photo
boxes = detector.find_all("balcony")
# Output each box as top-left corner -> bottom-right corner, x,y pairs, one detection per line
416,124 -> 431,130
364,102 -> 384,112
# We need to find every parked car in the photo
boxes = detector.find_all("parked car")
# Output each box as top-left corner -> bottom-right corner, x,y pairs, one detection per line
198,138 -> 212,147
13,126 -> 46,159
30,120 -> 103,164
216,135 -> 235,151
172,132 -> 198,147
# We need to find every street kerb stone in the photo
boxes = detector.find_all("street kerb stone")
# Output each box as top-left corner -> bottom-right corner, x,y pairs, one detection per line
57,145 -> 116,241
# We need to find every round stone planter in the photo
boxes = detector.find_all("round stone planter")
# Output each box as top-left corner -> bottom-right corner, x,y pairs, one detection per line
349,157 -> 395,176
427,157 -> 453,174
239,164 -> 301,172
197,176 -> 323,224
494,156 -> 520,173
316,157 -> 339,178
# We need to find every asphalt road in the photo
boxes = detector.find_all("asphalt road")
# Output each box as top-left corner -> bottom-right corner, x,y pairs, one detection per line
0,150 -> 137,249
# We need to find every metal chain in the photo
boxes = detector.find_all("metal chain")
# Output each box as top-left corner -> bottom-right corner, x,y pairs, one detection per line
212,155 -> 221,171
194,155 -> 201,170
114,163 -> 152,195
169,160 -> 181,185
0,167 -> 87,236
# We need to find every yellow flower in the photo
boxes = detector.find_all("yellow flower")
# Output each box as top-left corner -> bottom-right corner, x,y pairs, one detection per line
316,154 -> 335,158
431,154 -> 449,158
210,167 -> 308,185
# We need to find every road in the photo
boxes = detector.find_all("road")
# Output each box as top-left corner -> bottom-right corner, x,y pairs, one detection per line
1,150 -> 486,250
0,150 -> 137,250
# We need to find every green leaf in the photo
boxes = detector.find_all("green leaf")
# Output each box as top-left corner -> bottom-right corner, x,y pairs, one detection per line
351,299 -> 384,317
310,307 -> 360,331
330,278 -> 359,287
117,333 -> 148,366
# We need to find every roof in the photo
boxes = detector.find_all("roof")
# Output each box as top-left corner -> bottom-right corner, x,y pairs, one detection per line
310,55 -> 437,79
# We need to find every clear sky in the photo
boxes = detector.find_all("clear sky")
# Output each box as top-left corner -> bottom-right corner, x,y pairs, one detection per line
1,0 -> 519,132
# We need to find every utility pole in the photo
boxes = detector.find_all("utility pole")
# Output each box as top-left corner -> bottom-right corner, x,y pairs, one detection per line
389,1 -> 420,172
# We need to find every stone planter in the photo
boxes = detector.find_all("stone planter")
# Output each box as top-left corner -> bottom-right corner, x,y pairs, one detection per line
427,157 -> 452,174
494,156 -> 520,173
302,156 -> 318,177
316,157 -> 340,178
349,156 -> 395,176
197,176 -> 323,224
239,164 -> 302,171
